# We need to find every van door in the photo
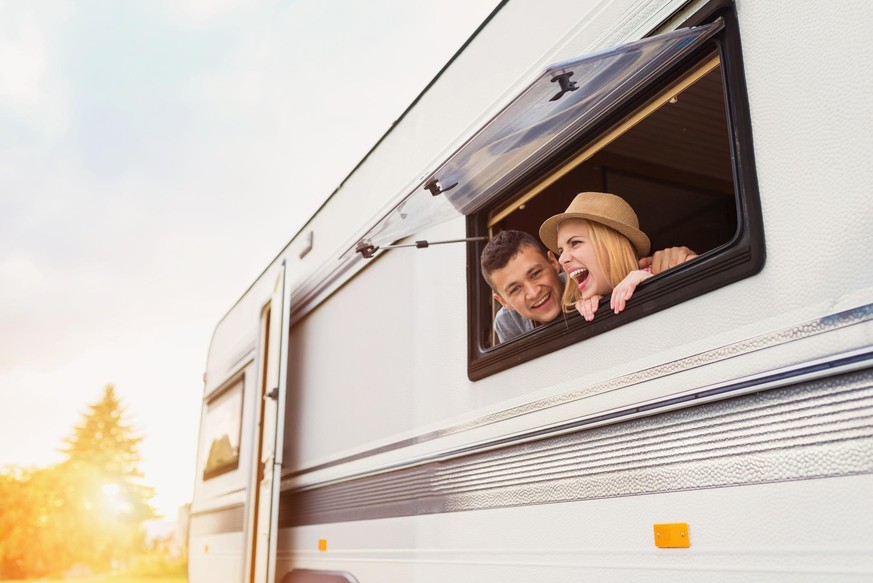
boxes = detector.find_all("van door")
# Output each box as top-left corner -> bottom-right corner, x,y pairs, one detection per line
248,264 -> 287,583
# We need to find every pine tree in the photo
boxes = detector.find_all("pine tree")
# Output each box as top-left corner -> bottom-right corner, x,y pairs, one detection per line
59,384 -> 157,571
62,384 -> 145,477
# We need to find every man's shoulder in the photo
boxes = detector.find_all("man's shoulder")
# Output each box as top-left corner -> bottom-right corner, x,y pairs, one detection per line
493,306 -> 535,344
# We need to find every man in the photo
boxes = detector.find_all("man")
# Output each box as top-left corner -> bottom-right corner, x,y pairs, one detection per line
481,230 -> 695,344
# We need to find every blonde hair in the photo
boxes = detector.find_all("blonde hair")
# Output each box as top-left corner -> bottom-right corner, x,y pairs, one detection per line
561,220 -> 639,312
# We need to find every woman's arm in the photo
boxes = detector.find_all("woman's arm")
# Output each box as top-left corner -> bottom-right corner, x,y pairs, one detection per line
610,269 -> 653,314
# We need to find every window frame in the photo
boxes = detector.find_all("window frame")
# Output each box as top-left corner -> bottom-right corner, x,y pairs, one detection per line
466,1 -> 764,381
201,371 -> 245,480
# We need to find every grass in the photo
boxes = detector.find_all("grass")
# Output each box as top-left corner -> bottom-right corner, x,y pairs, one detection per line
2,577 -> 186,583
1,553 -> 187,582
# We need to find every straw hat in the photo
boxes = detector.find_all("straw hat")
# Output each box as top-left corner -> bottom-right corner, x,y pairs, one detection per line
539,192 -> 650,257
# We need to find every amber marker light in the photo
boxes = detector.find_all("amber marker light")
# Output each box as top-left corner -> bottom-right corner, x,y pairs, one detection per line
653,523 -> 690,548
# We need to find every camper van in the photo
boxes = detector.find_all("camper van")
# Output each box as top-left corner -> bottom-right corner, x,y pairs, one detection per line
188,0 -> 873,581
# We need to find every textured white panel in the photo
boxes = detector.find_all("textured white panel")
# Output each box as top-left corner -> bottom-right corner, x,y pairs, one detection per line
280,475 -> 873,582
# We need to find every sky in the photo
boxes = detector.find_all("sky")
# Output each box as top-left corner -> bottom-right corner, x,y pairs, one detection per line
0,0 -> 498,519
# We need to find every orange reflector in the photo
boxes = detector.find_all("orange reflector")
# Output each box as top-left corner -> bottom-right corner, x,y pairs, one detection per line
318,538 -> 328,551
653,523 -> 690,548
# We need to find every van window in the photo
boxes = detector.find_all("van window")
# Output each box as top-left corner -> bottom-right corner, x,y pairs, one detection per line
201,377 -> 244,479
467,6 -> 763,379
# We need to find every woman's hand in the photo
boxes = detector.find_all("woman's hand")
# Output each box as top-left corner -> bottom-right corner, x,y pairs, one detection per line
575,295 -> 603,321
610,270 -> 653,314
576,268 -> 654,320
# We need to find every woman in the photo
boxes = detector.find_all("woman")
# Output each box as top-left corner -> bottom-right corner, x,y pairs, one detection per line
539,191 -> 655,321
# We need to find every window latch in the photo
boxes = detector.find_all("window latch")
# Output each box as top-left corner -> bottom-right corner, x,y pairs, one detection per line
549,71 -> 578,101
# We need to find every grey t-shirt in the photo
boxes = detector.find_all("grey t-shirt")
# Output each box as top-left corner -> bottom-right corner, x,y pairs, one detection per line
493,306 -> 536,344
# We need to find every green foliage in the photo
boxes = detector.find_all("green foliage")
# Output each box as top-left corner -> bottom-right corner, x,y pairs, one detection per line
0,385 -> 158,579
125,550 -> 187,578
0,464 -> 84,578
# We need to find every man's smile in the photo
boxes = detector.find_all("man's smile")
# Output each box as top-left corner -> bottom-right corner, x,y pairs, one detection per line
530,290 -> 552,309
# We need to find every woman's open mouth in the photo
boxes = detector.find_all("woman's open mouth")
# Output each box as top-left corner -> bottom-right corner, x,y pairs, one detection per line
569,267 -> 589,291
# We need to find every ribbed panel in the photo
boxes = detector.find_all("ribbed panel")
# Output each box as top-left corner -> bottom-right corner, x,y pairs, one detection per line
189,504 -> 245,536
280,368 -> 873,526
282,304 -> 873,479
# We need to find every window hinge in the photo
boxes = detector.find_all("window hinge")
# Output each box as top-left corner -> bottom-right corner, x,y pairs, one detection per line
423,177 -> 458,196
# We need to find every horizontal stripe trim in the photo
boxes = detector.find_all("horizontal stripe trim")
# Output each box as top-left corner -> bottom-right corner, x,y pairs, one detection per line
282,303 -> 873,479
279,367 -> 873,526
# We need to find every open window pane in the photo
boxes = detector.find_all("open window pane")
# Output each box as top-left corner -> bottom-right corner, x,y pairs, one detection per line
441,21 -> 723,215
351,21 -> 722,260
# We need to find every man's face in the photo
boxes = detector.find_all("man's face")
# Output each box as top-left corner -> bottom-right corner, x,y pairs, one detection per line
490,245 -> 563,324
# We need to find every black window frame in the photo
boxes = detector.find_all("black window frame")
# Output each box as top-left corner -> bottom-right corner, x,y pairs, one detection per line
466,1 -> 763,381
201,371 -> 245,480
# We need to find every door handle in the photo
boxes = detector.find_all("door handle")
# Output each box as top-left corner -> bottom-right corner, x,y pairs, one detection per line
265,387 -> 279,400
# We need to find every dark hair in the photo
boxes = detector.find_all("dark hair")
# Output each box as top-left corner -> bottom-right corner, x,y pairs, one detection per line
480,229 -> 547,289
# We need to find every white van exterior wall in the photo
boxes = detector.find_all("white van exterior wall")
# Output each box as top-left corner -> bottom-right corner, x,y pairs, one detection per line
192,0 -> 873,581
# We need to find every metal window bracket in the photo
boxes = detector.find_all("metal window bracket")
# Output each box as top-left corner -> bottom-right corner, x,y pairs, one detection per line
424,177 -> 459,196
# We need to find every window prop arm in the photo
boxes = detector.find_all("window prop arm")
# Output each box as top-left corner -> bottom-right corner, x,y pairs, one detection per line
356,237 -> 487,259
